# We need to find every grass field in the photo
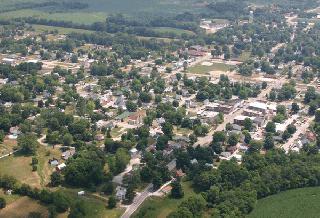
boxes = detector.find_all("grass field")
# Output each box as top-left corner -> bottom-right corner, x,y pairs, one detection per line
0,151 -> 42,188
0,144 -> 62,188
187,62 -> 233,75
0,196 -> 48,218
0,138 -> 17,156
58,187 -> 125,218
32,24 -> 95,35
248,187 -> 320,218
152,27 -> 195,36
132,181 -> 200,218
0,0 -> 207,24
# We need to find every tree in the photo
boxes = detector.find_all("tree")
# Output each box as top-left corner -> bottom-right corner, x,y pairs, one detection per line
63,133 -> 73,146
68,201 -> 87,218
243,131 -> 252,144
156,135 -> 169,150
176,73 -> 182,81
71,54 -> 78,63
108,195 -> 117,209
32,157 -> 38,165
265,122 -> 276,133
282,130 -> 291,141
248,140 -> 262,153
212,131 -> 226,144
243,118 -> 253,131
162,122 -> 173,138
114,148 -> 130,174
179,196 -> 206,217
52,192 -> 70,213
291,102 -> 300,114
315,110 -> 320,123
304,86 -> 316,104
263,134 -> 274,150
152,174 -> 162,190
18,133 -> 38,155
167,207 -> 193,218
51,172 -> 62,186
287,124 -> 296,135
171,180 -> 184,198
101,182 -> 114,195
125,185 -> 135,204
0,197 -> 6,209
228,133 -> 239,146
183,61 -> 188,71
261,81 -> 267,89
276,105 -> 287,116
0,130 -> 4,143
126,100 -> 137,112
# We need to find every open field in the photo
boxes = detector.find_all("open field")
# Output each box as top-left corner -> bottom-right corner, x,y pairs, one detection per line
248,187 -> 320,218
32,24 -> 95,35
0,152 -> 41,188
0,0 -> 207,24
132,181 -> 201,218
152,27 -> 196,36
58,187 -> 125,218
187,62 -> 234,75
0,9 -> 107,25
0,138 -> 17,157
0,196 -> 48,218
0,144 -> 62,188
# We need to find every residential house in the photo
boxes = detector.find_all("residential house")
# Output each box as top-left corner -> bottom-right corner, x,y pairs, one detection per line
115,186 -> 127,201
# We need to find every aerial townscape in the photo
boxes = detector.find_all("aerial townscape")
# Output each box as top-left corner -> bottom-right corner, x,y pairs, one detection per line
1,0 -> 320,217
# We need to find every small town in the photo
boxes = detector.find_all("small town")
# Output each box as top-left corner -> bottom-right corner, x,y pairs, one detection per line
0,0 -> 320,218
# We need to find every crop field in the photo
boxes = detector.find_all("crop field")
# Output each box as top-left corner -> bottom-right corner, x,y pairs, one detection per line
0,0 -> 208,25
247,187 -> 320,218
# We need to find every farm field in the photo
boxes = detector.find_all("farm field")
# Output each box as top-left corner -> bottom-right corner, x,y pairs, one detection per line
0,0 -> 207,24
247,187 -> 320,218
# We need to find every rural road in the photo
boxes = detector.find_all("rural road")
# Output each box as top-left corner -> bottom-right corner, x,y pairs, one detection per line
121,184 -> 153,218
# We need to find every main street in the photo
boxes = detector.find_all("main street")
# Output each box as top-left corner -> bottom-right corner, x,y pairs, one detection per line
193,77 -> 286,147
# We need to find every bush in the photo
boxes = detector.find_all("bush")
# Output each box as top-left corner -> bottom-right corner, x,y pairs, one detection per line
108,195 -> 117,209
0,197 -> 6,209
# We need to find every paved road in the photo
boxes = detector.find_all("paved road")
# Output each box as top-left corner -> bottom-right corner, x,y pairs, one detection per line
281,116 -> 314,152
121,184 -> 153,218
193,78 -> 286,147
